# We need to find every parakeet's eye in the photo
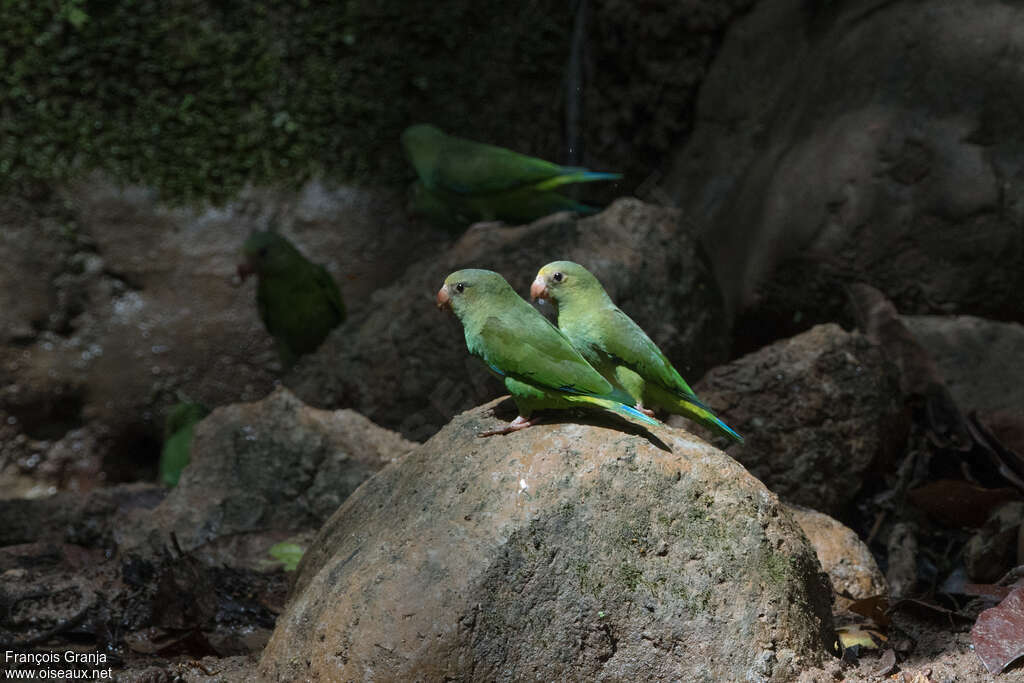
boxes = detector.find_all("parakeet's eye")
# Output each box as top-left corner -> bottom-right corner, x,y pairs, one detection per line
552,272 -> 564,282
455,282 -> 465,293
259,247 -> 269,258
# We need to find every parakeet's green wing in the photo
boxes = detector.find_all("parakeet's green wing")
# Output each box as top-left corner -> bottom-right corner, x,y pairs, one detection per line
432,136 -> 579,195
256,286 -> 274,336
313,263 -> 346,322
592,307 -> 704,404
473,313 -> 614,398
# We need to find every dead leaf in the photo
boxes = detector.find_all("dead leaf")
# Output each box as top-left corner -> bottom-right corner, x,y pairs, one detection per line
847,594 -> 891,629
972,584 -> 1024,673
907,479 -> 1020,528
873,648 -> 897,677
836,624 -> 888,651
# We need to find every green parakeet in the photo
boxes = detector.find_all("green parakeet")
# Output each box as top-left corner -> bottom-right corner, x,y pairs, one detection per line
531,261 -> 743,443
238,231 -> 345,369
402,124 -> 621,230
436,268 -> 659,435
159,402 -> 209,487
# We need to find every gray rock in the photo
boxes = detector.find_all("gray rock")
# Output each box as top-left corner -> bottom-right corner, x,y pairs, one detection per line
0,483 -> 164,547
259,398 -> 835,681
675,324 -> 906,516
901,315 -> 1024,417
667,0 -> 1024,326
121,387 -> 415,553
288,198 -> 729,440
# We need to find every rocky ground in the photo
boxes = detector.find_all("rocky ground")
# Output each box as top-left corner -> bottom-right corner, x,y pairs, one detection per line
2,187 -> 1022,680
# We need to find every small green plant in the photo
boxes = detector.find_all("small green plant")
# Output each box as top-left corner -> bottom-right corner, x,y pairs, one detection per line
268,542 -> 305,572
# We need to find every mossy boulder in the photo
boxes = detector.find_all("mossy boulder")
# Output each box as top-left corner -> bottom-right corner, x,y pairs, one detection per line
259,398 -> 835,681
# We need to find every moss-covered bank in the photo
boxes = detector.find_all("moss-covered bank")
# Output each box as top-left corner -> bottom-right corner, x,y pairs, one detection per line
1,0 -> 751,204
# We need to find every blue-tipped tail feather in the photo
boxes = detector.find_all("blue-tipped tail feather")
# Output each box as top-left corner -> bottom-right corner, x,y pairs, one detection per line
536,170 -> 623,192
573,170 -> 623,182
615,402 -> 661,428
570,394 -> 660,429
692,405 -> 744,443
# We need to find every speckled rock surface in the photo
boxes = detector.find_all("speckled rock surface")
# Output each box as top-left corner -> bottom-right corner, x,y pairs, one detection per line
674,324 -> 907,516
259,398 -> 835,681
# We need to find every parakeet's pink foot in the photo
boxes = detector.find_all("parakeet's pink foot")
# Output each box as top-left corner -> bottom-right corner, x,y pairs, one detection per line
479,415 -> 536,437
636,403 -> 656,418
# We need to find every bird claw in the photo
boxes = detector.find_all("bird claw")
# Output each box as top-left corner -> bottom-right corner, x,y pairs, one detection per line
478,415 -> 536,437
636,403 -> 656,418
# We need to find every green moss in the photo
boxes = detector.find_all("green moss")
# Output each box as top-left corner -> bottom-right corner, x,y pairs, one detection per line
0,0 -> 571,203
617,563 -> 643,591
762,550 -> 794,586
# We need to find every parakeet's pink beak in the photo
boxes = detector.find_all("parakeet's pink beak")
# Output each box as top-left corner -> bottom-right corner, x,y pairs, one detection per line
436,285 -> 451,310
530,276 -> 549,301
237,261 -> 256,281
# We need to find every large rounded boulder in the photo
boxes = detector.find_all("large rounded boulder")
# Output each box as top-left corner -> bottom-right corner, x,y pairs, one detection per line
259,400 -> 835,681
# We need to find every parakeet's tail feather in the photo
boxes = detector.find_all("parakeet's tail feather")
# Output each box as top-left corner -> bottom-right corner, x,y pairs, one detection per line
614,402 -> 662,428
569,395 -> 661,428
676,401 -> 743,443
575,171 -> 623,182
534,170 -> 623,192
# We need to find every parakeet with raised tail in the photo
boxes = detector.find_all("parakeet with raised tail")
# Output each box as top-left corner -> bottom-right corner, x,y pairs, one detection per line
238,231 -> 345,369
402,124 -> 621,230
159,402 -> 209,487
531,261 -> 743,443
436,269 -> 659,436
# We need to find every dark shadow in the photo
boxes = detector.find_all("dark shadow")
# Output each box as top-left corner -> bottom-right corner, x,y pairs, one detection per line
481,396 -> 673,452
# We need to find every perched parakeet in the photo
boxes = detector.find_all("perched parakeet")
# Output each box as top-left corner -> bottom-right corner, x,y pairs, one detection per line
402,124 -> 621,230
159,402 -> 209,487
436,268 -> 659,435
531,261 -> 743,443
238,231 -> 345,369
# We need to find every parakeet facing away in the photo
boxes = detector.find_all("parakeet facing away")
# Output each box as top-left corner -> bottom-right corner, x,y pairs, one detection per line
531,261 -> 743,443
402,124 -> 621,230
436,268 -> 659,436
238,231 -> 345,369
159,402 -> 209,487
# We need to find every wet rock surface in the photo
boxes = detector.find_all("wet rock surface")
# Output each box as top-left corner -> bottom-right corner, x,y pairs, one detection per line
288,198 -> 730,440
672,324 -> 907,517
260,398 -> 835,681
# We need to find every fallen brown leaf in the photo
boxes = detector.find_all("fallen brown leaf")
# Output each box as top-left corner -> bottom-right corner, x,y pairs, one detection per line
972,584 -> 1024,673
907,479 -> 1020,528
